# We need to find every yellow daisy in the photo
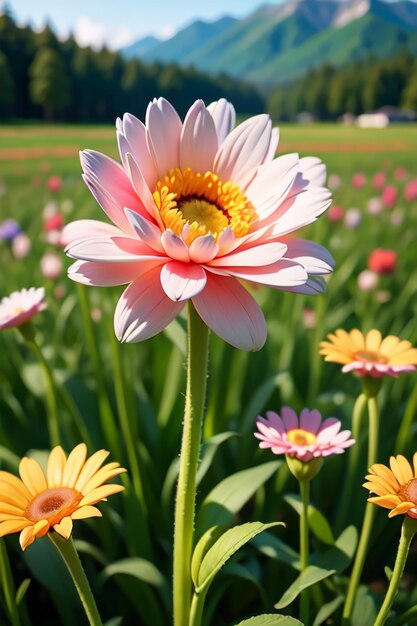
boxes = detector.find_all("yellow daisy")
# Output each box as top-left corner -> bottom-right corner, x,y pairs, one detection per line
364,454 -> 417,518
319,329 -> 417,378
0,444 -> 126,550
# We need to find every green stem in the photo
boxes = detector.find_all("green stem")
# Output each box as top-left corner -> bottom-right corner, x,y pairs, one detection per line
299,479 -> 311,626
189,590 -> 208,626
76,285 -> 122,458
342,393 -> 380,625
173,303 -> 209,626
25,333 -> 60,447
49,533 -> 103,626
335,393 -> 367,532
373,517 -> 417,626
0,540 -> 21,626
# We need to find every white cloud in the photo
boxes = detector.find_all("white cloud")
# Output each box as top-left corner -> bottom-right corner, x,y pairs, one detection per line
73,15 -> 136,50
157,24 -> 176,40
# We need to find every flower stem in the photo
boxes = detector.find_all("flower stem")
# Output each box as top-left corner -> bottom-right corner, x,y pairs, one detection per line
189,589 -> 208,626
373,516 -> 417,626
0,539 -> 21,626
173,303 -> 209,626
49,533 -> 103,626
342,393 -> 380,625
299,478 -> 311,626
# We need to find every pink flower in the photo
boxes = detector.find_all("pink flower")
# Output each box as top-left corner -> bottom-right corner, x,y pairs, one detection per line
382,185 -> 397,208
352,173 -> 366,188
372,172 -> 386,189
368,248 -> 397,275
40,252 -> 63,279
394,167 -> 407,180
405,179 -> 417,202
47,176 -> 62,192
255,407 -> 354,462
327,205 -> 344,222
44,213 -> 64,233
0,288 -> 46,330
357,270 -> 378,292
64,98 -> 334,351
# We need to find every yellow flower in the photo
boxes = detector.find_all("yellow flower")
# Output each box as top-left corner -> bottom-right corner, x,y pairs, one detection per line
0,444 -> 126,550
364,454 -> 417,518
319,329 -> 417,378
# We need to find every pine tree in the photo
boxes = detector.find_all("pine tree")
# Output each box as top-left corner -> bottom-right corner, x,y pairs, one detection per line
29,46 -> 70,120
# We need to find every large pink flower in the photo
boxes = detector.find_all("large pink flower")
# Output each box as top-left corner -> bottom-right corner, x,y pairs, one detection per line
64,98 -> 334,351
255,407 -> 354,462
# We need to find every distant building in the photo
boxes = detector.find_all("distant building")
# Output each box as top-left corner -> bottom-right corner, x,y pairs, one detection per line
356,107 -> 417,128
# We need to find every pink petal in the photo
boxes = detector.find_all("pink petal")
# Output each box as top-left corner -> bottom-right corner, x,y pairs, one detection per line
265,411 -> 285,433
189,235 -> 219,263
61,220 -> 124,247
263,128 -> 279,164
68,259 -> 143,286
192,274 -> 266,351
161,261 -> 207,301
209,242 -> 287,268
268,187 -> 332,237
161,230 -> 190,262
124,208 -> 164,253
283,276 -> 327,295
66,235 -> 164,263
114,266 -> 184,343
180,100 -> 218,173
146,97 -> 182,178
210,259 -> 308,288
80,150 -> 144,232
280,406 -> 298,431
214,114 -> 272,190
125,153 -> 163,228
284,240 -> 335,275
207,98 -> 236,145
299,409 -> 321,433
117,113 -> 158,189
246,154 -> 299,221
317,420 -> 342,443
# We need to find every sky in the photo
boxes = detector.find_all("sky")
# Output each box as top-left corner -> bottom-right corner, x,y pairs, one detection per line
6,0 -> 268,50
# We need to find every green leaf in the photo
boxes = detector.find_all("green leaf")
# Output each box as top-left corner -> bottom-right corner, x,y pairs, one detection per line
251,531 -> 300,570
196,521 -> 282,592
351,586 -> 377,626
103,619 -> 122,626
235,615 -> 303,626
196,461 -> 280,536
312,595 -> 344,626
100,557 -> 167,590
275,565 -> 336,609
15,578 -> 31,605
284,494 -> 335,545
191,526 -> 224,587
197,432 -> 239,484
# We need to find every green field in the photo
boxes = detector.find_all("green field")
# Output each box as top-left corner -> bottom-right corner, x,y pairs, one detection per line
1,121 -> 417,625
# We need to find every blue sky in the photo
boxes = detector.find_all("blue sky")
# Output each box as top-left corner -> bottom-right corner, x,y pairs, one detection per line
7,0 -> 267,49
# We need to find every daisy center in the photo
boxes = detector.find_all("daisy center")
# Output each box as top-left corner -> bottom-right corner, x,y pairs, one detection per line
355,350 -> 388,365
153,167 -> 257,244
401,479 -> 417,504
26,487 -> 82,524
287,428 -> 317,446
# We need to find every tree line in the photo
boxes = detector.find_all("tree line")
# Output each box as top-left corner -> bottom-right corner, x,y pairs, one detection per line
267,51 -> 417,121
0,10 -> 264,122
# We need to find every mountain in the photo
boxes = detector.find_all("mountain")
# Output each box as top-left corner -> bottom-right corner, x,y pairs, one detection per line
121,0 -> 417,85
123,35 -> 162,59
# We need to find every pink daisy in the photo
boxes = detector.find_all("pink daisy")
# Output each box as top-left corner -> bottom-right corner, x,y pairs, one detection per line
0,287 -> 46,330
255,407 -> 354,462
64,97 -> 334,351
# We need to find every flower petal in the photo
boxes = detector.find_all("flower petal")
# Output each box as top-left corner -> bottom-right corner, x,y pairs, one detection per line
268,187 -> 332,238
80,484 -> 125,507
62,444 -> 87,488
246,154 -> 299,222
280,407 -> 298,431
71,505 -> 102,520
114,267 -> 184,343
75,450 -> 110,493
209,242 -> 287,268
210,259 -> 308,288
180,100 -> 218,173
189,235 -> 219,263
146,97 -> 182,178
46,446 -> 67,488
61,220 -> 124,247
117,113 -> 158,188
192,274 -> 266,351
284,240 -> 335,275
68,260 -> 142,287
161,261 -> 207,301
161,230 -> 190,262
207,98 -> 236,145
19,458 -> 47,495
124,208 -> 165,253
66,236 -> 162,263
53,516 -> 73,539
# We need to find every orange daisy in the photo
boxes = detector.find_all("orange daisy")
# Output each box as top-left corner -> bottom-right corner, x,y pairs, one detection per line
364,454 -> 417,519
0,444 -> 126,550
320,329 -> 417,378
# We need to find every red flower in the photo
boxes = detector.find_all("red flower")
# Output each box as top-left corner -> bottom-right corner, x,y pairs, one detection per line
327,205 -> 344,222
382,185 -> 397,208
44,213 -> 64,232
368,249 -> 397,275
47,176 -> 62,192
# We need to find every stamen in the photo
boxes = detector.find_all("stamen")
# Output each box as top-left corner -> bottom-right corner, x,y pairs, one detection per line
355,350 -> 388,364
287,428 -> 317,446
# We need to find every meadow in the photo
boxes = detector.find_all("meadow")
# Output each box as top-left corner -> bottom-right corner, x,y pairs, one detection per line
1,119 -> 417,626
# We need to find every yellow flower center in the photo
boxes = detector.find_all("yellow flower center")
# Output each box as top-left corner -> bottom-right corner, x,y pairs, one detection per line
355,350 -> 388,365
26,487 -> 82,526
400,479 -> 417,504
287,428 -> 317,446
152,167 -> 257,244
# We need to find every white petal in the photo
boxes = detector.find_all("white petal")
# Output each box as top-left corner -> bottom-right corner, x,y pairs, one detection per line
124,208 -> 164,252
114,266 -> 184,343
160,261 -> 207,301
61,220 -> 124,247
161,230 -> 190,262
284,276 -> 327,295
118,113 -> 158,188
209,242 -> 287,267
268,187 -> 332,237
146,97 -> 182,178
284,240 -> 335,275
246,154 -> 299,221
207,98 -> 236,145
66,236 -> 162,263
192,273 -> 266,351
180,100 -> 218,173
189,235 -> 219,263
211,259 -> 308,288
214,114 -> 272,189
